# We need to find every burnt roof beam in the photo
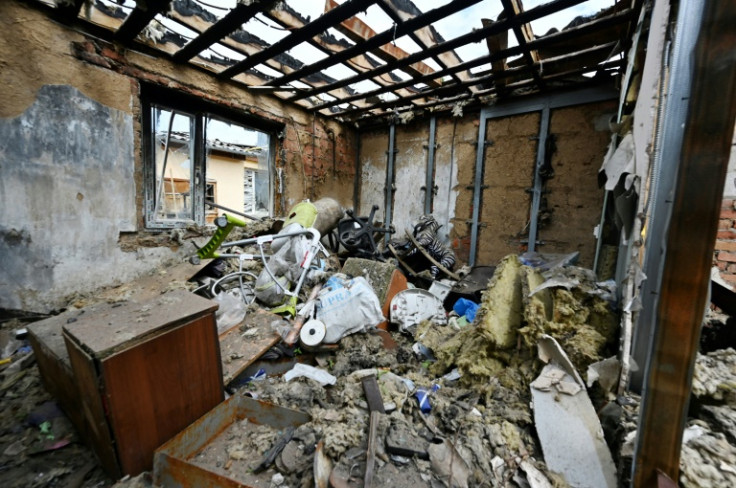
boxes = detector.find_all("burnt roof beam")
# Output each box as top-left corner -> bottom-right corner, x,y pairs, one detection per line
351,57 -> 623,124
315,8 -> 629,113
291,0 -> 588,104
333,42 -> 620,120
376,0 -> 467,88
267,0 -> 484,89
219,0 -> 379,79
173,1 -> 276,62
115,0 -> 172,43
500,0 -> 545,91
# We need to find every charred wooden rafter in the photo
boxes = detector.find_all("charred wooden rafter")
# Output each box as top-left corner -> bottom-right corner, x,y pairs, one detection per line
266,0 -> 482,89
377,0 -> 469,90
500,0 -> 544,90
312,1 -> 629,113
219,0 -> 379,79
115,0 -> 172,43
336,47 -> 622,122
173,0 -> 277,62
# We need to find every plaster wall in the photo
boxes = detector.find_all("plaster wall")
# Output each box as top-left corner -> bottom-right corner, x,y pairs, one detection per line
0,0 -> 356,312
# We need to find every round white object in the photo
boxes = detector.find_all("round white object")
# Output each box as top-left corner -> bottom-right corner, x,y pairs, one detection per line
300,319 -> 326,346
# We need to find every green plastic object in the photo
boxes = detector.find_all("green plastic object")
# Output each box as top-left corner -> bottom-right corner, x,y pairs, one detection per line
194,214 -> 248,262
283,201 -> 318,229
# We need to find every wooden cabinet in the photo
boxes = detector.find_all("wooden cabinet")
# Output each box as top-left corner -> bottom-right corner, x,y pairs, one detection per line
62,290 -> 223,477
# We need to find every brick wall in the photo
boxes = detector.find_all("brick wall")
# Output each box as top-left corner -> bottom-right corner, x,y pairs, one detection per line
714,198 -> 736,286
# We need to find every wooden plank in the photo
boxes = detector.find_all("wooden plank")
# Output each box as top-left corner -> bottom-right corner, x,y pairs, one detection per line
63,290 -> 217,359
220,0 -> 379,78
380,0 -> 474,89
166,8 -> 372,109
219,309 -> 281,385
115,0 -> 171,43
64,334 -> 121,478
633,0 -> 736,485
102,314 -> 223,475
482,18 -> 510,95
263,7 -> 422,101
324,0 -> 439,86
506,0 -> 539,62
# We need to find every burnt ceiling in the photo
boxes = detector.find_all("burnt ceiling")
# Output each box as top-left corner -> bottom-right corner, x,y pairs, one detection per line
42,0 -> 640,126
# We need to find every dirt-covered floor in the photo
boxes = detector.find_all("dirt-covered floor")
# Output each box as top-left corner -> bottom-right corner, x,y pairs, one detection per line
2,254 -> 736,487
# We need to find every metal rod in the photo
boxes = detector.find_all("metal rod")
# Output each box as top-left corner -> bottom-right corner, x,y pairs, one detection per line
469,111 -> 488,266
152,110 -> 176,220
528,105 -> 550,253
425,116 -> 437,215
205,200 -> 263,221
384,122 -> 396,245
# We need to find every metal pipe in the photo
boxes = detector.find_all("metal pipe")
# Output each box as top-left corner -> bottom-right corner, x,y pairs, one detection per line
205,200 -> 263,221
469,110 -> 488,266
528,105 -> 550,253
425,116 -> 437,215
152,110 -> 176,219
384,122 -> 396,244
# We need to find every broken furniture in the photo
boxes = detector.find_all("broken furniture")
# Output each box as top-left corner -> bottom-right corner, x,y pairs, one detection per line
337,205 -> 394,260
154,395 -> 310,487
60,290 -> 224,477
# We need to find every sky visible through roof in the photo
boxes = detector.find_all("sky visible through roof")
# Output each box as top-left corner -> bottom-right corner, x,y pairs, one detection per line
128,0 -> 616,142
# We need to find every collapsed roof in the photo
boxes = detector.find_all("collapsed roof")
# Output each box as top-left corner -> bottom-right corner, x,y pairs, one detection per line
47,0 -> 640,126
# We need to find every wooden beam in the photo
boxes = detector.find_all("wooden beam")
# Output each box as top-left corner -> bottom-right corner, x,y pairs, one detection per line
262,6 -> 424,105
379,0 -> 473,89
287,0 -> 586,102
324,0 -> 439,86
173,1 -> 275,62
219,0 -> 379,79
268,0 -> 483,89
482,17 -> 510,95
165,6 -> 371,111
115,0 -> 172,43
500,0 -> 544,90
633,0 -> 736,485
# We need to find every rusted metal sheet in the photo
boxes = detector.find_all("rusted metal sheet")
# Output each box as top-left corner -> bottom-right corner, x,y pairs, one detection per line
154,396 -> 311,488
218,309 -> 281,385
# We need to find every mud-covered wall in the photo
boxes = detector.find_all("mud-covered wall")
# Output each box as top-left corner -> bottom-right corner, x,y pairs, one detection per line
543,101 -> 616,267
357,102 -> 614,268
0,0 -> 356,312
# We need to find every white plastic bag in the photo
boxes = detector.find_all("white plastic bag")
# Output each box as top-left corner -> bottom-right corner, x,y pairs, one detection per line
213,291 -> 246,334
315,275 -> 384,343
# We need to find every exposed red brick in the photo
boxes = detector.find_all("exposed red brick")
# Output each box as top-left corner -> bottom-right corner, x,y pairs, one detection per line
727,264 -> 736,273
719,252 -> 736,263
723,199 -> 735,209
715,240 -> 736,252
721,219 -> 734,230
721,208 -> 736,219
717,230 -> 736,240
716,261 -> 728,271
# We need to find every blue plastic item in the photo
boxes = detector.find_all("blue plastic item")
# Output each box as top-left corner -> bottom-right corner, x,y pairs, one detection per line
453,298 -> 479,323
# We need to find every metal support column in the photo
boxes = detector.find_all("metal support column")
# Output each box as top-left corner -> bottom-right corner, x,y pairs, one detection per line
469,111 -> 489,266
384,123 -> 397,244
528,106 -> 550,253
424,116 -> 438,215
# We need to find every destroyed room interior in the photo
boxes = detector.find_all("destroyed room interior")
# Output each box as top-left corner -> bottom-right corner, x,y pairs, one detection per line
1,0 -> 735,487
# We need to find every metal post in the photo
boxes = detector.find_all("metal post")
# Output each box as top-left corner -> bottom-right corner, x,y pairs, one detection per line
425,116 -> 437,215
528,105 -> 550,253
469,111 -> 488,266
385,122 -> 396,244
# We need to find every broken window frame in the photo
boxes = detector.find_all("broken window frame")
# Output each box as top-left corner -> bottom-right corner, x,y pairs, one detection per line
142,85 -> 281,229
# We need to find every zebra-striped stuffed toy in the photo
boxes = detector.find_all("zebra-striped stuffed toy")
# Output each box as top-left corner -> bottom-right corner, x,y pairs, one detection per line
394,215 -> 456,278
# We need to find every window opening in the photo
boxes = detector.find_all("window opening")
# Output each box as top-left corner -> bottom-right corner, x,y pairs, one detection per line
145,97 -> 275,228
